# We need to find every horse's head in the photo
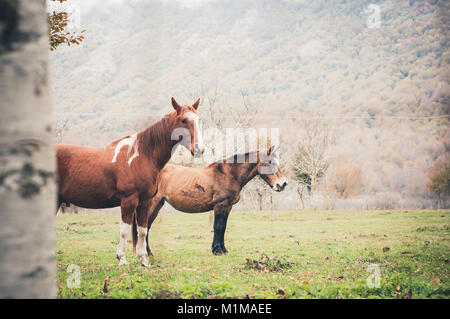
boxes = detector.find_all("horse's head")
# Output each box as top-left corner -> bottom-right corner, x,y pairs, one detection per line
170,97 -> 205,157
257,146 -> 288,192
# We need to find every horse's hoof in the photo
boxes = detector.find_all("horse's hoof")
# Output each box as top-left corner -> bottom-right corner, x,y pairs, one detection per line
140,257 -> 150,267
118,259 -> 128,266
212,243 -> 229,255
212,247 -> 225,255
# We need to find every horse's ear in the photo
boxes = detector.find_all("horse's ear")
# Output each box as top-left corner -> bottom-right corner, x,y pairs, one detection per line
267,145 -> 275,155
192,98 -> 200,110
171,97 -> 181,114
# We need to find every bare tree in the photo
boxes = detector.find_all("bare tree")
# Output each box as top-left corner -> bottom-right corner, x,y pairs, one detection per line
426,152 -> 450,208
0,1 -> 56,298
292,114 -> 335,211
327,157 -> 363,199
231,89 -> 258,130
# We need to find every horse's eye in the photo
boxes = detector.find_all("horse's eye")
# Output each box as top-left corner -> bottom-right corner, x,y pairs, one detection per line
182,119 -> 187,124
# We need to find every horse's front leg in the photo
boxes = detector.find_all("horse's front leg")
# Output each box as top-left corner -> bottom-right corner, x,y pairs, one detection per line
135,199 -> 152,266
211,202 -> 231,255
116,193 -> 139,266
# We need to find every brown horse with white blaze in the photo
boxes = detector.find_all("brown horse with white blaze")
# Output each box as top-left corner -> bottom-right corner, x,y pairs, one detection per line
56,98 -> 204,266
132,146 -> 288,256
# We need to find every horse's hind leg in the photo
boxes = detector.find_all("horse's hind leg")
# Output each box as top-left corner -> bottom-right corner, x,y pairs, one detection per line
132,197 -> 164,259
135,199 -> 153,266
132,214 -> 138,256
116,194 -> 138,266
145,198 -> 165,256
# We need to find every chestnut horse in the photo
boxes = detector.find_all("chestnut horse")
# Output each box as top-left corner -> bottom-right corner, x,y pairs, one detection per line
132,146 -> 288,256
56,98 -> 204,266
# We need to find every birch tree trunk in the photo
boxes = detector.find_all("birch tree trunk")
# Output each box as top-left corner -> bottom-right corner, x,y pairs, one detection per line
0,0 -> 56,298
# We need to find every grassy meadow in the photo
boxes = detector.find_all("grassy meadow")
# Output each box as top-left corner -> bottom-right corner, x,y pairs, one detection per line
56,209 -> 449,299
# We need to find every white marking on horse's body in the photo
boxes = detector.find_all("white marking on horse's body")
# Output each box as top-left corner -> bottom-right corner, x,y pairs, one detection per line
127,134 -> 139,166
185,112 -> 204,150
112,137 -> 131,163
111,133 -> 139,166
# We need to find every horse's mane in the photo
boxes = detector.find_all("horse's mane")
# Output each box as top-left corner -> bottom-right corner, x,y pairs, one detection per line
137,112 -> 174,156
210,150 -> 260,167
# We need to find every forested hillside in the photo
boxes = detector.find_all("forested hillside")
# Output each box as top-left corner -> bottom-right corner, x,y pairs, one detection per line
50,0 -> 449,209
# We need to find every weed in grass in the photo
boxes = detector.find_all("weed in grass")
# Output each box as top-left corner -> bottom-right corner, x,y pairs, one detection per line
244,254 -> 294,272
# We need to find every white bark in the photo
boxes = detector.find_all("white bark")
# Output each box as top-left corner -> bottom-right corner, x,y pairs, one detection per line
0,0 -> 56,298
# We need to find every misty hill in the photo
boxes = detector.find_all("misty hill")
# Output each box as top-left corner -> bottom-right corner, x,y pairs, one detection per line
50,0 -> 449,209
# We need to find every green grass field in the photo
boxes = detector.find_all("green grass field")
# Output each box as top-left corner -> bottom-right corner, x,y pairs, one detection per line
56,209 -> 449,299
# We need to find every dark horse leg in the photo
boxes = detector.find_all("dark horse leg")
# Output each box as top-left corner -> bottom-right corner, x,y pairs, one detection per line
211,202 -> 231,255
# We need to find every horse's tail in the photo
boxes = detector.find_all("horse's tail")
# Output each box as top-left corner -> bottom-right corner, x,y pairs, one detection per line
131,213 -> 138,255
